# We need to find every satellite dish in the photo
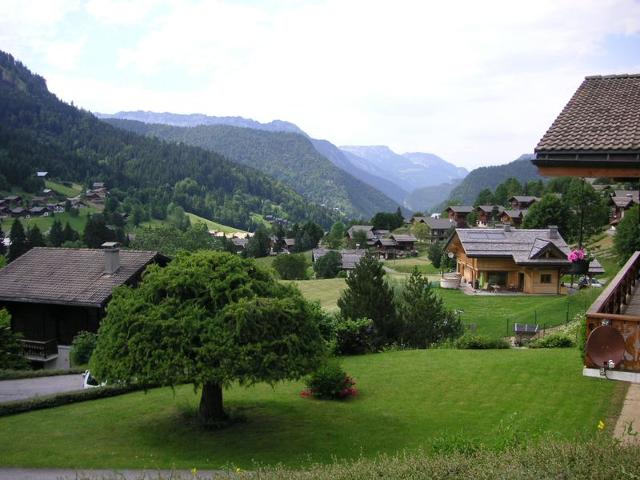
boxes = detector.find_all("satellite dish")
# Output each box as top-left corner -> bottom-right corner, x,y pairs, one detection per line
586,325 -> 626,368
447,252 -> 454,259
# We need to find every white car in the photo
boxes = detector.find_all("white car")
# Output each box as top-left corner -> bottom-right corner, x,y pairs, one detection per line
82,370 -> 106,389
579,277 -> 603,288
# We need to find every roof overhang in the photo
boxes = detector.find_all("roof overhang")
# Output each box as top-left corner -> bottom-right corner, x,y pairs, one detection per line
0,296 -> 105,308
533,151 -> 640,179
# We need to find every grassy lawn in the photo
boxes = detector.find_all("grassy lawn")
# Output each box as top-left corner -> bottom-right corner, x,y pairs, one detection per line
436,287 -> 602,337
44,180 -> 82,198
0,349 -> 623,469
384,256 -> 439,275
186,212 -> 247,234
287,277 -> 346,311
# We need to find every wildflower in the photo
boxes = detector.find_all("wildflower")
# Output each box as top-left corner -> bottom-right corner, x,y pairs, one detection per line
192,467 -> 198,476
597,420 -> 605,431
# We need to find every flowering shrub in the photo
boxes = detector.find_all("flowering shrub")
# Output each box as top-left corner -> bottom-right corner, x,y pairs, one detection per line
301,361 -> 358,400
567,249 -> 586,262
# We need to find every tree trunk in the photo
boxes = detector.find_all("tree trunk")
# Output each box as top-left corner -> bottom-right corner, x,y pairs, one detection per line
199,382 -> 226,421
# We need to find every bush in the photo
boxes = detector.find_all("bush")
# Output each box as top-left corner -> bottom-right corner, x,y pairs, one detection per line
529,333 -> 575,348
334,317 -> 374,355
0,309 -> 29,370
0,383 -> 151,417
0,368 -> 84,381
454,333 -> 510,349
273,253 -> 309,280
302,360 -> 357,400
70,331 -> 98,366
314,250 -> 342,279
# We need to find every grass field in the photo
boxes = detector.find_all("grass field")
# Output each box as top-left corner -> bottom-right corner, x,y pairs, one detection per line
186,213 -> 247,234
0,349 -> 624,469
287,276 -> 601,337
44,180 -> 82,198
0,207 -> 99,234
384,256 -> 439,275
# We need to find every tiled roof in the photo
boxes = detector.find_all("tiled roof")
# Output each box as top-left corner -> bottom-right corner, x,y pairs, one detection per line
536,74 -> 640,152
376,238 -> 397,247
391,234 -> 417,243
613,190 -> 639,202
450,228 -> 570,266
611,196 -> 637,208
502,209 -> 526,218
0,247 -> 161,307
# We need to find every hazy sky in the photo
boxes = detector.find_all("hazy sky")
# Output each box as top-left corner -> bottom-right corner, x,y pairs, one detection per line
2,0 -> 640,169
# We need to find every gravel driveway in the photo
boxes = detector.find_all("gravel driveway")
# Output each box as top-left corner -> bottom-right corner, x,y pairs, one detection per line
0,375 -> 84,403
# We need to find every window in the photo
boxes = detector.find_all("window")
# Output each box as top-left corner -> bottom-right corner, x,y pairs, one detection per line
487,271 -> 508,286
540,274 -> 552,284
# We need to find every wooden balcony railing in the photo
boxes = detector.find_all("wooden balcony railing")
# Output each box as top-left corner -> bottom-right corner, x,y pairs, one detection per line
586,251 -> 640,370
21,339 -> 58,361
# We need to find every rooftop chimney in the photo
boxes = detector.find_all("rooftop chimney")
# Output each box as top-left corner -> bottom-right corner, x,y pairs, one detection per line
503,224 -> 511,232
101,242 -> 120,274
549,225 -> 559,239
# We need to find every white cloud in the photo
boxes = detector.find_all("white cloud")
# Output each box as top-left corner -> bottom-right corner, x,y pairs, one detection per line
6,0 -> 640,169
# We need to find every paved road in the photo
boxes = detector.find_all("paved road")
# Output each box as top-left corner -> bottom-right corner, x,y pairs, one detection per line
0,375 -> 84,403
0,469 -> 225,479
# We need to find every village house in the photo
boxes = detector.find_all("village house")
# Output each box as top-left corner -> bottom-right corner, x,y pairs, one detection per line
608,190 -> 638,225
509,196 -> 540,210
5,195 -> 21,205
312,248 -> 366,272
475,205 -> 505,227
445,225 -> 570,294
346,225 -> 376,247
412,216 -> 453,242
445,205 -> 474,227
28,206 -> 47,217
500,209 -> 527,227
0,244 -> 167,368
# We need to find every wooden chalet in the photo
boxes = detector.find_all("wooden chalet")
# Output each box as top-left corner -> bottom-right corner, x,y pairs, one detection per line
445,206 -> 474,227
445,225 -> 570,294
609,190 -> 638,225
532,73 -> 640,381
5,195 -> 21,205
509,196 -> 540,210
413,216 -> 453,242
500,209 -> 527,227
475,205 -> 505,227
0,245 -> 167,368
10,207 -> 25,217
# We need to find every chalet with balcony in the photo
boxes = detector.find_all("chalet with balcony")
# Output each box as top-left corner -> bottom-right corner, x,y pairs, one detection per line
532,73 -> 640,381
445,206 -> 474,227
445,225 -> 570,294
0,245 -> 167,368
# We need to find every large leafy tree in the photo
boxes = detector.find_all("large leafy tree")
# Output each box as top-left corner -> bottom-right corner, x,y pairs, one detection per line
324,222 -> 345,249
272,253 -> 309,280
337,253 -> 398,345
563,179 -> 609,243
132,223 -> 217,257
8,220 -> 28,261
614,205 -> 640,264
398,269 -> 462,347
522,194 -> 571,238
91,251 -> 324,423
314,250 -> 342,278
244,225 -> 271,258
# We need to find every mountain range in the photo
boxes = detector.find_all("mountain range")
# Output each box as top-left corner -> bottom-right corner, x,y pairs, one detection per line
99,111 -> 469,210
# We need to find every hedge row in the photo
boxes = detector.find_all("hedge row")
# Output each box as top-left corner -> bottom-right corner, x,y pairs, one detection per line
0,367 -> 86,381
0,384 -> 155,417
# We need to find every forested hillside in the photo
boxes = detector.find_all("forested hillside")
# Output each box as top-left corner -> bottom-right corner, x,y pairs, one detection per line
102,119 -> 403,218
0,51 -> 336,230
404,179 -> 462,211
446,154 -> 542,205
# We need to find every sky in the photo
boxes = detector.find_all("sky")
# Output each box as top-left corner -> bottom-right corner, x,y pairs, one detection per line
1,0 -> 640,170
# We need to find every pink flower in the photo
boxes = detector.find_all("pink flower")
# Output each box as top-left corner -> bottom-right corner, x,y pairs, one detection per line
568,249 -> 585,262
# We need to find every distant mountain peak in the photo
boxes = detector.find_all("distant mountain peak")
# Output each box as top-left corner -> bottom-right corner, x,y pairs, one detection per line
95,111 -> 305,135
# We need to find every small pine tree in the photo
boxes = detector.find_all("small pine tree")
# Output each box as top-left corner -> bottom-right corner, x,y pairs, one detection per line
48,219 -> 65,247
8,220 -> 28,261
63,222 -> 80,243
83,215 -> 112,248
398,268 -> 462,348
26,224 -> 45,248
337,253 -> 398,345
